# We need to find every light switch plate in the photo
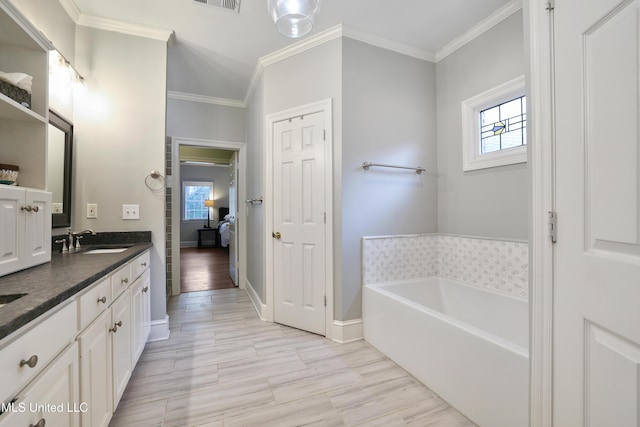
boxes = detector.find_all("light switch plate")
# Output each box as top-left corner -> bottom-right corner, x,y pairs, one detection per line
122,204 -> 139,220
87,203 -> 97,218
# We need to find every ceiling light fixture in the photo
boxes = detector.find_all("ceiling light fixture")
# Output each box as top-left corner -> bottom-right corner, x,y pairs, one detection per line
267,0 -> 320,39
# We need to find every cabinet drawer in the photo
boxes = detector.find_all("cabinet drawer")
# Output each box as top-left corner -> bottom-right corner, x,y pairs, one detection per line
0,301 -> 76,402
111,263 -> 131,300
130,251 -> 150,282
78,277 -> 111,331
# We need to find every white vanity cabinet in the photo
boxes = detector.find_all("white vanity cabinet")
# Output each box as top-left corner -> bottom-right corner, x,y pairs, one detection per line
0,342 -> 80,427
0,249 -> 151,427
77,249 -> 151,427
0,300 -> 79,426
0,186 -> 51,277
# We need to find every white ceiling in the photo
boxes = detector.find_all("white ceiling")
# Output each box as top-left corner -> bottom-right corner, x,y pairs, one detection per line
71,0 -> 515,102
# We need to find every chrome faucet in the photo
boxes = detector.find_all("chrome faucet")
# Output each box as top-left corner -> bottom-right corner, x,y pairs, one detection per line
67,228 -> 97,252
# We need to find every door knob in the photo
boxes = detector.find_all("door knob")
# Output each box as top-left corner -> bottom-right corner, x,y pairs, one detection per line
272,231 -> 281,240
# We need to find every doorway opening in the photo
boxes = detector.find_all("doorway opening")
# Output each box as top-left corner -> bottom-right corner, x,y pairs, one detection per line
168,137 -> 247,296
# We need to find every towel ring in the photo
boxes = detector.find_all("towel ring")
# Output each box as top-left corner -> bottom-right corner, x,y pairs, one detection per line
145,170 -> 165,191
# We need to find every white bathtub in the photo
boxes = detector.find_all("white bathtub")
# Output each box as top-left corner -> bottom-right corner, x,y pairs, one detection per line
363,277 -> 529,427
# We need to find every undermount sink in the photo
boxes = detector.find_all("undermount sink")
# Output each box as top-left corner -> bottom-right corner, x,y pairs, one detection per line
0,293 -> 27,308
84,248 -> 129,254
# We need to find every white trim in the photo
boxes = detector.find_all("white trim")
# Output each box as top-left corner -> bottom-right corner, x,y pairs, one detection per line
245,25 -> 343,104
461,75 -> 527,171
57,0 -> 81,23
168,91 -> 245,109
77,14 -> 174,41
436,0 -> 524,62
331,319 -> 364,343
265,99 -> 334,339
170,137 -> 247,297
244,278 -> 268,321
147,315 -> 170,342
527,0 -> 555,426
179,241 -> 198,248
342,25 -> 436,62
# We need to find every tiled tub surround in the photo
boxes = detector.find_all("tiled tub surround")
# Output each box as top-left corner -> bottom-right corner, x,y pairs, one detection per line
362,234 -> 529,427
362,234 -> 528,300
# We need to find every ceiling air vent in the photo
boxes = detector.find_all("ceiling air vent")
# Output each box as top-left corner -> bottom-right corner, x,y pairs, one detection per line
193,0 -> 241,13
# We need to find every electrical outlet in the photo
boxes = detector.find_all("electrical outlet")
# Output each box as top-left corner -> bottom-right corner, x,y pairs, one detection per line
87,203 -> 98,218
52,203 -> 63,214
122,204 -> 139,220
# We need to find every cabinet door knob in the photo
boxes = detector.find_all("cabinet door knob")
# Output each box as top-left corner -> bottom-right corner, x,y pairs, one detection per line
97,296 -> 107,304
31,206 -> 39,213
109,321 -> 123,333
20,206 -> 33,212
143,286 -> 149,293
29,419 -> 46,427
141,262 -> 147,267
121,277 -> 129,284
272,231 -> 281,240
19,355 -> 38,368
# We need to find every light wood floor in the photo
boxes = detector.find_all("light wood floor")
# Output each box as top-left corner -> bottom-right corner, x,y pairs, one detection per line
109,288 -> 476,427
180,247 -> 235,292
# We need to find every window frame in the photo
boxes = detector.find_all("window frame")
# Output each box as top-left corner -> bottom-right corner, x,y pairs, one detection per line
461,75 -> 527,171
182,180 -> 213,221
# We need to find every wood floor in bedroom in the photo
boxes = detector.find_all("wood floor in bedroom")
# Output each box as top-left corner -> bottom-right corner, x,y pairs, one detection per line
109,288 -> 477,427
180,247 -> 234,292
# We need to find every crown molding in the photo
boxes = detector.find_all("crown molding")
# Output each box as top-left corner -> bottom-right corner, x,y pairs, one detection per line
168,91 -> 245,108
77,14 -> 174,42
436,0 -> 523,62
245,24 -> 344,104
342,25 -> 436,62
57,0 -> 81,23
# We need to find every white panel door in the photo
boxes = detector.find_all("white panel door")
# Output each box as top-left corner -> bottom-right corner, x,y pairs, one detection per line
554,1 -> 640,425
229,152 -> 238,286
273,111 -> 326,335
111,290 -> 132,408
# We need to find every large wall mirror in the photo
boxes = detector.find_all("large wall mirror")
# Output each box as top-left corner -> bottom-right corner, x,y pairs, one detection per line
48,110 -> 73,228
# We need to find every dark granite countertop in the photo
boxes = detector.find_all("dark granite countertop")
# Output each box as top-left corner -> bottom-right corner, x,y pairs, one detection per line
0,241 -> 152,341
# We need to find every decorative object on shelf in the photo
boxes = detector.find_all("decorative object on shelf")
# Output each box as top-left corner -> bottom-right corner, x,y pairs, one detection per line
245,196 -> 263,205
362,161 -> 427,175
267,0 -> 320,38
0,72 -> 32,108
144,170 -> 165,191
204,199 -> 214,228
0,164 -> 18,185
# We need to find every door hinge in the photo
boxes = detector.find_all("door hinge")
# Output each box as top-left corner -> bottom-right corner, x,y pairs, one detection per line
324,212 -> 326,224
548,211 -> 557,243
324,295 -> 327,306
323,130 -> 326,141
545,1 -> 554,11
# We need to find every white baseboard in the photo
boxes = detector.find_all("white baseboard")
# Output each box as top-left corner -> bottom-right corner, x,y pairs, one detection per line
148,314 -> 171,342
245,278 -> 268,321
180,241 -> 198,248
331,319 -> 363,343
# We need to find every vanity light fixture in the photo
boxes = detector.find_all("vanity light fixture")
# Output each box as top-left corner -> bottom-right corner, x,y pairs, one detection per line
267,0 -> 320,38
49,49 -> 86,96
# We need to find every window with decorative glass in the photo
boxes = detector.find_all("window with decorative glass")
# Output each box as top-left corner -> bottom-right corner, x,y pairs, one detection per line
462,76 -> 527,171
183,181 -> 213,221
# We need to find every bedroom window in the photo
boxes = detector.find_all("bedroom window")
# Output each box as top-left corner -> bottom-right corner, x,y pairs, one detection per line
183,181 -> 213,220
462,75 -> 527,171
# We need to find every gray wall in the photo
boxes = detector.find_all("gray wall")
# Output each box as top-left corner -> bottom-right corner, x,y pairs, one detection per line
167,99 -> 245,142
340,38 -> 437,320
436,11 -> 527,240
245,77 -> 266,299
179,164 -> 230,245
73,27 -> 168,322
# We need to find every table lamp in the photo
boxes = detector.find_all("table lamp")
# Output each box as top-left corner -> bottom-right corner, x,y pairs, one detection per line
204,199 -> 214,228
